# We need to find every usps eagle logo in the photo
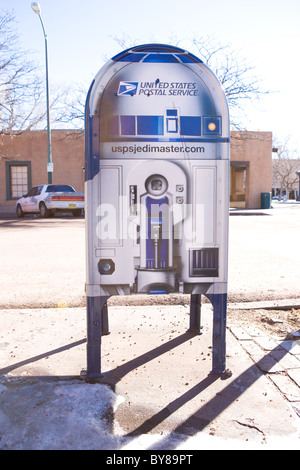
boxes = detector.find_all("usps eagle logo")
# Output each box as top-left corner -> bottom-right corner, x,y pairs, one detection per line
117,81 -> 138,96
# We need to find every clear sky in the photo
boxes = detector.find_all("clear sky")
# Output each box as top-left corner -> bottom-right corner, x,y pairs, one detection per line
2,0 -> 300,154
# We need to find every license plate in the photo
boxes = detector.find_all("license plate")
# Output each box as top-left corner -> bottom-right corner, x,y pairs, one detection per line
68,204 -> 77,209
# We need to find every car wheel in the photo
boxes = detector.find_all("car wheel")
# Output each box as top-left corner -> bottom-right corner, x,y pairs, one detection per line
72,209 -> 82,217
16,204 -> 24,218
39,202 -> 50,218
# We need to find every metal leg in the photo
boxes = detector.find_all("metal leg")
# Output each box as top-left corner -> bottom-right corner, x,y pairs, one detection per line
189,294 -> 203,334
205,293 -> 227,374
101,300 -> 110,336
85,295 -> 109,378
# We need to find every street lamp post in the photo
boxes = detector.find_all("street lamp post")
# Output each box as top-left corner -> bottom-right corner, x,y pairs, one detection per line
31,2 -> 53,184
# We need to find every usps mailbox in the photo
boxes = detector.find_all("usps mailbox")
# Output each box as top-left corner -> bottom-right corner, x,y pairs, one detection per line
84,44 -> 230,378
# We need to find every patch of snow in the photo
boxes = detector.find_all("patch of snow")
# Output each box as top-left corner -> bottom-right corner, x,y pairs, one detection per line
1,378 -> 299,450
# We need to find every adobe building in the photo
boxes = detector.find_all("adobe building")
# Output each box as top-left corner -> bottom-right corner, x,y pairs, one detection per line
0,130 -> 85,214
0,129 -> 272,214
230,130 -> 272,209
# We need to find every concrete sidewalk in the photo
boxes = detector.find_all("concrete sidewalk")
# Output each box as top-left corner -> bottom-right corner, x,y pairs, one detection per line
1,303 -> 299,449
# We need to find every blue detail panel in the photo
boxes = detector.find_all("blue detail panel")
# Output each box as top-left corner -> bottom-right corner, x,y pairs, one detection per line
146,196 -> 169,269
203,116 -> 222,136
137,116 -> 164,135
166,109 -> 178,116
143,54 -> 180,63
107,115 -> 119,136
180,116 -> 201,136
176,54 -> 202,63
121,116 -> 135,135
148,289 -> 168,295
101,113 -> 227,142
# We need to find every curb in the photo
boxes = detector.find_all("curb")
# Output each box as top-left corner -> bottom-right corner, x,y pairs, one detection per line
228,299 -> 300,311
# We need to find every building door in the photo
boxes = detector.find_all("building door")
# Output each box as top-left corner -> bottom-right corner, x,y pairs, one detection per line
230,162 -> 249,208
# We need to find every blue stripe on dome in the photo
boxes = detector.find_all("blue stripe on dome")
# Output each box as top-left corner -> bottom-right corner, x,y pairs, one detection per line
118,53 -> 146,62
142,54 -> 180,63
112,44 -> 203,64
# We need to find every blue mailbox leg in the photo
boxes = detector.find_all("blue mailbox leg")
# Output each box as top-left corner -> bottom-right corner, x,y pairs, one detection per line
101,300 -> 110,336
206,293 -> 227,374
86,295 -> 109,378
189,294 -> 203,334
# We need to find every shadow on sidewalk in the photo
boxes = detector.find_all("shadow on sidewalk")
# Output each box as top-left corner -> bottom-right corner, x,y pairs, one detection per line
1,329 -> 294,449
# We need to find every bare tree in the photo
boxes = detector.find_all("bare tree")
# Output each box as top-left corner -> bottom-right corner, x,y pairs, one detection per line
189,36 -> 270,127
272,136 -> 300,199
0,11 -> 44,133
57,85 -> 87,131
62,35 -> 270,130
0,10 -> 66,137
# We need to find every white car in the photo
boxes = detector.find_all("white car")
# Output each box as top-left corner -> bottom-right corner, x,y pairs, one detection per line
16,184 -> 84,218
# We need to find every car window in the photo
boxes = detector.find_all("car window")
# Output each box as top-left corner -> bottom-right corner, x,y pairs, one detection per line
27,187 -> 36,197
45,185 -> 75,192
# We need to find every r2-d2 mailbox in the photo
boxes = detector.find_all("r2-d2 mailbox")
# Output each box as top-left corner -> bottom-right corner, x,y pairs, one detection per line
85,44 -> 230,378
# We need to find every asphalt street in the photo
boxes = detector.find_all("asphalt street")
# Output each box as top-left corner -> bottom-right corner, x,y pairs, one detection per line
0,201 -> 300,309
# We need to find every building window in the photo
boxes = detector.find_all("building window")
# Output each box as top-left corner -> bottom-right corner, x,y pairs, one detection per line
6,161 -> 32,200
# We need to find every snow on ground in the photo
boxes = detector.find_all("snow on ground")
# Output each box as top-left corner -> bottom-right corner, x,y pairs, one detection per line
1,378 -> 299,451
0,379 -> 121,450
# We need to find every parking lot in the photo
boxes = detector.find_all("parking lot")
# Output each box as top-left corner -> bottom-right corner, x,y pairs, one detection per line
0,202 -> 300,309
0,215 -> 85,309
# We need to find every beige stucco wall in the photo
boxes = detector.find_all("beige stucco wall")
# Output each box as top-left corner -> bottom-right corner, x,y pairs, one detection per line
230,131 -> 272,209
0,130 -> 84,211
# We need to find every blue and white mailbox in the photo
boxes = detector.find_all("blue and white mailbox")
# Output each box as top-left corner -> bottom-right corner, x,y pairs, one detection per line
84,44 -> 230,378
